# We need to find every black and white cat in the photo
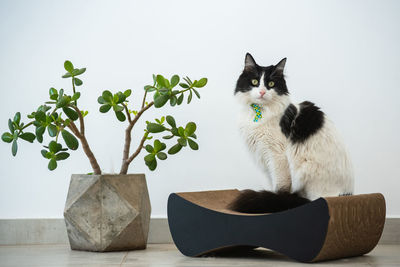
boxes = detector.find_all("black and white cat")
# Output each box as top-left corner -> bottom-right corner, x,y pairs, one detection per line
229,53 -> 354,213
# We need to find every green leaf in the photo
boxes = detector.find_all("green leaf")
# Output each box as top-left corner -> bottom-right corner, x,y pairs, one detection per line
147,159 -> 157,171
72,92 -> 81,101
102,90 -> 113,102
188,138 -> 199,150
179,83 -> 189,89
160,142 -> 166,151
115,111 -> 126,122
170,95 -> 177,106
2,132 -> 13,143
62,72 -> 72,78
187,90 -> 193,104
117,93 -> 126,103
113,105 -> 124,112
8,119 -> 14,133
159,88 -> 169,95
193,88 -> 201,99
49,141 -> 60,153
11,139 -> 17,156
47,124 -> 57,137
157,152 -> 167,160
19,132 -> 35,143
183,77 -> 192,85
194,78 -> 208,88
178,137 -> 187,147
74,77 -> 83,86
124,89 -> 132,97
147,123 -> 165,133
152,74 -> 157,84
58,89 -> 64,100
13,112 -> 21,124
99,104 -> 111,113
154,94 -> 169,108
166,115 -> 176,128
171,75 -> 180,87
72,68 -> 86,76
168,143 -> 182,155
145,145 -> 154,153
178,127 -> 185,136
144,153 -> 155,163
56,96 -> 69,108
144,85 -> 155,92
164,78 -> 171,89
171,127 -> 179,136
177,93 -> 184,105
156,75 -> 166,88
56,152 -> 70,161
48,158 -> 57,171
36,126 -> 45,143
97,96 -> 106,104
49,88 -> 58,100
61,130 -> 79,150
154,139 -> 162,152
35,111 -> 46,122
162,135 -> 174,140
41,149 -> 48,158
185,122 -> 197,136
63,107 -> 79,121
64,61 -> 74,73
112,94 -> 119,103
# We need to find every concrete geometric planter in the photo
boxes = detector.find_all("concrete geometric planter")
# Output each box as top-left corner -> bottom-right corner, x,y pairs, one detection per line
63,174 -> 151,252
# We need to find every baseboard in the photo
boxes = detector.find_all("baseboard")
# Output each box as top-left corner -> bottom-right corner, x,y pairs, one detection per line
0,217 -> 398,245
0,218 -> 172,245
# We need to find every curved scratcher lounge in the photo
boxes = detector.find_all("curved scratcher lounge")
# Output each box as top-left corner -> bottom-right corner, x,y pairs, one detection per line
167,190 -> 385,262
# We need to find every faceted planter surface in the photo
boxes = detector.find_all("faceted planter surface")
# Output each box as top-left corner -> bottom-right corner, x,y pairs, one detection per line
64,174 -> 151,252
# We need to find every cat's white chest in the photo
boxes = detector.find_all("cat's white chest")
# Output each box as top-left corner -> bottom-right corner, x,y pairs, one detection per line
238,111 -> 288,167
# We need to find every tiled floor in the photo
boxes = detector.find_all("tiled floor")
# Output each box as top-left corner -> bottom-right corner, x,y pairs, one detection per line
0,244 -> 399,266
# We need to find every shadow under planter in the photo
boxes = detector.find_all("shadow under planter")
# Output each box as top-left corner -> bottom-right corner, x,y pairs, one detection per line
64,174 -> 151,252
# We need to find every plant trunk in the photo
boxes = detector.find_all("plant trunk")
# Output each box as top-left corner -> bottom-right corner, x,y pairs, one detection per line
120,126 -> 133,175
120,160 -> 129,175
79,135 -> 101,174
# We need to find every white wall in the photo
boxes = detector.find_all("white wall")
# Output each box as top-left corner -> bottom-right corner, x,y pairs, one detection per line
1,0 -> 399,218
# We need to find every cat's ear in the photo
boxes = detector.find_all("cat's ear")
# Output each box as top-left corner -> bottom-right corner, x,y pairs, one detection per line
272,58 -> 287,76
244,53 -> 257,70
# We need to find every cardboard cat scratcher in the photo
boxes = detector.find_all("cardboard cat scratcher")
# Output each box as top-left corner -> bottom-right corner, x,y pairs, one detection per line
167,189 -> 385,262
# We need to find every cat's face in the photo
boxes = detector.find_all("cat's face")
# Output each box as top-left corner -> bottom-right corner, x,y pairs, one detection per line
235,53 -> 288,105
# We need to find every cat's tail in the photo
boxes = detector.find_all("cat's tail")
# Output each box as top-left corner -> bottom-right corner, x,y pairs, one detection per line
228,190 -> 311,213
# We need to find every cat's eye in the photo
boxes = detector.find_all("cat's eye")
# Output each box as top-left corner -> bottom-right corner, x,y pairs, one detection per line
268,81 -> 275,87
251,79 -> 258,86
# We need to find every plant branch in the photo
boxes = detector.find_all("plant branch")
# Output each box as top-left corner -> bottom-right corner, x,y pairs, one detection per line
67,121 -> 81,138
131,101 -> 154,127
20,121 -> 34,131
120,100 -> 154,174
127,132 -> 148,163
141,90 -> 148,109
69,104 -> 84,135
120,132 -> 148,174
72,78 -> 77,106
122,103 -> 132,123
66,105 -> 101,175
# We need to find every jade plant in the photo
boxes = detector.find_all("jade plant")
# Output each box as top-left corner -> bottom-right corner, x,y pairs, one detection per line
1,60 -> 207,175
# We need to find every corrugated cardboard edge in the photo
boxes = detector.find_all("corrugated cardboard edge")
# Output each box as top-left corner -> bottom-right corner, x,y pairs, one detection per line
312,193 -> 386,262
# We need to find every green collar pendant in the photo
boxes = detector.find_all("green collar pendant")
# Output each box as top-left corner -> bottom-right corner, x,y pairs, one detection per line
251,104 -> 262,122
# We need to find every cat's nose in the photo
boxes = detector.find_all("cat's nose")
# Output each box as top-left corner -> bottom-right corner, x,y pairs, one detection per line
259,90 -> 266,97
